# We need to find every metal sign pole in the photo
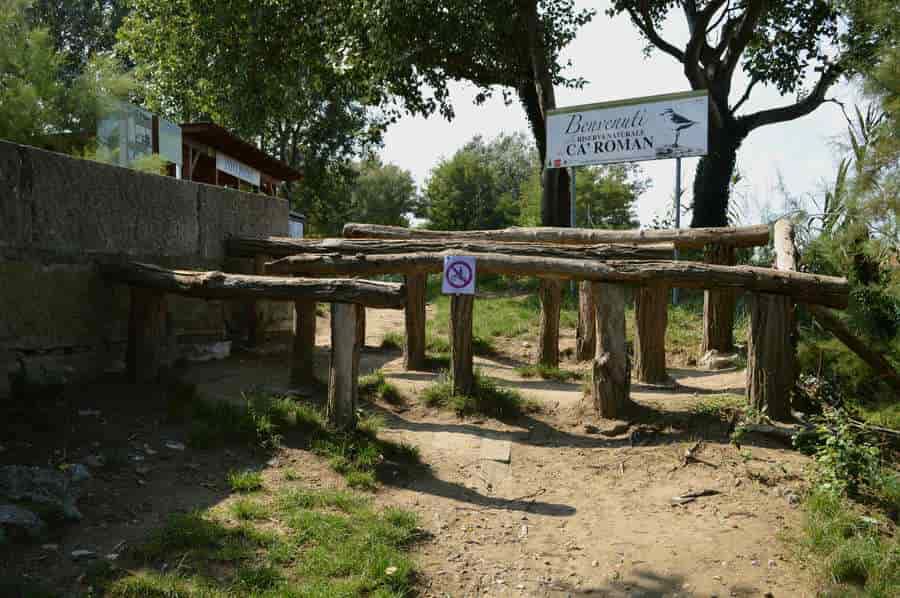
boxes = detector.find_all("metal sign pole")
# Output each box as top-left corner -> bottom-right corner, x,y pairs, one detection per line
570,167 -> 577,299
672,157 -> 681,305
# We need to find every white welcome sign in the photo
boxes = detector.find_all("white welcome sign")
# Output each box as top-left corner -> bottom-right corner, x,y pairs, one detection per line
216,153 -> 261,186
546,90 -> 708,168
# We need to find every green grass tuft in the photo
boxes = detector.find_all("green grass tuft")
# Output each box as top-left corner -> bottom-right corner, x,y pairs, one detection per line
227,469 -> 264,493
359,370 -> 406,405
380,331 -> 404,351
690,393 -> 745,420
422,370 -> 541,419
516,363 -> 583,382
229,498 -> 270,521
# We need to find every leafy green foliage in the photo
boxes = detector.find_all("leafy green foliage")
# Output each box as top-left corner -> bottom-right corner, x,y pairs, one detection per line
349,156 -> 419,227
805,410 -> 882,496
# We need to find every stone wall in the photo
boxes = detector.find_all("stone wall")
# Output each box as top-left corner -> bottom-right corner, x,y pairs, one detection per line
0,141 -> 291,397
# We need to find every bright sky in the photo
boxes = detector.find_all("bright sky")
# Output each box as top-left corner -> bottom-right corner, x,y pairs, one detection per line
380,0 -> 858,227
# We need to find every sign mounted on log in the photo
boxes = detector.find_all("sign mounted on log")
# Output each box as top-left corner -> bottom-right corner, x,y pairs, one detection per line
442,256 -> 476,295
546,90 -> 708,168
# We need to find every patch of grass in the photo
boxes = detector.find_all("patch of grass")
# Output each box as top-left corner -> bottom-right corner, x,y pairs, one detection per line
690,393 -> 745,420
229,498 -> 270,521
359,370 -> 405,405
516,363 -> 583,382
801,488 -> 899,596
856,400 -> 900,431
117,488 -> 419,597
422,370 -> 541,419
380,331 -> 404,351
227,469 -> 264,493
283,470 -> 301,481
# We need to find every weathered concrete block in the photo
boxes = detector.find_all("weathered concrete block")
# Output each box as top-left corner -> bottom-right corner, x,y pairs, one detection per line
0,142 -> 33,248
197,185 -> 288,261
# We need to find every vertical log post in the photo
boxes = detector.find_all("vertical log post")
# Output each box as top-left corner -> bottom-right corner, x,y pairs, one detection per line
327,303 -> 361,430
247,253 -> 270,346
404,273 -> 427,370
290,300 -> 317,386
634,284 -> 669,384
575,281 -> 596,361
449,294 -> 475,396
127,288 -> 168,383
746,220 -> 796,421
592,282 -> 631,418
701,243 -> 736,354
538,278 -> 562,367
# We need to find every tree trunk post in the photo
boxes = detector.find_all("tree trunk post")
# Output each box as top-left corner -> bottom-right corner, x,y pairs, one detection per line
356,305 -> 367,351
746,219 -> 797,421
449,294 -> 475,396
247,253 -> 270,346
634,284 -> 669,384
290,299 -> 317,386
701,243 -> 736,354
327,303 -> 360,431
538,278 -> 562,367
404,273 -> 427,370
127,288 -> 168,383
592,282 -> 631,419
575,281 -> 596,361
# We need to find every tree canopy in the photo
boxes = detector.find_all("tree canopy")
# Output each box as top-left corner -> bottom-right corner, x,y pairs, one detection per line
349,157 -> 418,227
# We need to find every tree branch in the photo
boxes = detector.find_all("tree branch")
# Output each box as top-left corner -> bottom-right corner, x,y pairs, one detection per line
723,0 -> 765,77
731,76 -> 760,113
742,66 -> 842,131
683,0 -> 726,89
625,6 -> 685,62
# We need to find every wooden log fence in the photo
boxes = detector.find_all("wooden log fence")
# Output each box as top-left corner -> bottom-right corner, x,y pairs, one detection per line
102,262 -> 404,430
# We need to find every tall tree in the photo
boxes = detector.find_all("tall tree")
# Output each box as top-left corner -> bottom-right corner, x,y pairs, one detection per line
349,157 -> 418,227
608,0 -> 883,227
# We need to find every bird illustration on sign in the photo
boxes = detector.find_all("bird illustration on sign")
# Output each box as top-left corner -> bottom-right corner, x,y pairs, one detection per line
655,105 -> 703,158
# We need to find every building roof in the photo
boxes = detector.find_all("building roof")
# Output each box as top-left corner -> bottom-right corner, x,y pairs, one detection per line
180,122 -> 302,183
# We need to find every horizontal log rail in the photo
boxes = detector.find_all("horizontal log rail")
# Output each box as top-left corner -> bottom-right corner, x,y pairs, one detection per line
100,262 -> 406,309
266,252 -> 849,309
227,236 -> 675,261
343,222 -> 770,249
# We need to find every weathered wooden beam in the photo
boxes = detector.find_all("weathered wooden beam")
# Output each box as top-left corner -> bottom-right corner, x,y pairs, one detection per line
404,273 -> 427,370
127,288 -> 168,383
247,253 -> 270,347
538,279 -> 562,367
101,262 -> 406,308
450,294 -> 475,396
575,281 -> 596,361
228,236 -> 674,261
592,283 -> 631,418
747,220 -> 796,421
267,252 -> 849,309
634,284 -> 669,384
290,299 -> 317,386
701,243 -> 737,354
326,303 -> 360,430
343,222 -> 770,249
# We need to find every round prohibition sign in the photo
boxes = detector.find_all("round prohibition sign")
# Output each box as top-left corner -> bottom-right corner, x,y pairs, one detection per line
445,260 -> 474,289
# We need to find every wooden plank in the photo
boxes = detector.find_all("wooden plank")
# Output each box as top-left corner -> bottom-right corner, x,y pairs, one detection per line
227,236 -> 674,260
343,222 -> 770,249
100,262 -> 406,308
267,252 -> 849,309
403,273 -> 427,370
701,243 -> 737,353
592,283 -> 631,419
326,303 -> 360,430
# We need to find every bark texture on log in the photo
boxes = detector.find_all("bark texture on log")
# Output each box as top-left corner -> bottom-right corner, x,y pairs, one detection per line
100,262 -> 406,308
538,279 -> 562,367
449,294 -> 475,396
247,254 -> 269,347
404,273 -> 427,370
127,288 -> 168,383
701,243 -> 737,354
230,237 -> 674,261
290,300 -> 317,386
592,283 -> 631,419
343,222 -> 769,249
327,303 -> 360,431
808,307 -> 900,393
267,252 -> 849,308
575,281 -> 596,361
634,284 -> 669,384
747,293 -> 794,421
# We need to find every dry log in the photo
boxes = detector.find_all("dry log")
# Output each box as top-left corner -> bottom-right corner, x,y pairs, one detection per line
127,288 -> 168,383
291,300 -> 317,386
404,273 -> 427,370
326,303 -> 360,430
575,281 -> 595,361
808,304 -> 900,394
100,262 -> 406,308
228,236 -> 674,261
450,294 -> 475,396
634,284 -> 669,384
343,222 -> 769,249
538,279 -> 562,367
592,283 -> 631,418
266,252 -> 849,308
701,243 -> 737,354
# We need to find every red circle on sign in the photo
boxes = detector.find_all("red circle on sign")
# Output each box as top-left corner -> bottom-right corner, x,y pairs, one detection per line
445,260 -> 473,289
